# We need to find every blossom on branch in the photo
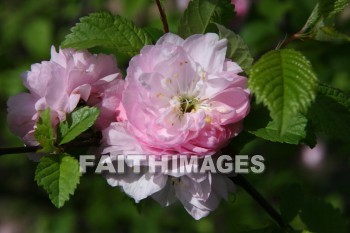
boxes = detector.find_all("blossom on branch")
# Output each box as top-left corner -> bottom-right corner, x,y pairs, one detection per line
7,47 -> 124,145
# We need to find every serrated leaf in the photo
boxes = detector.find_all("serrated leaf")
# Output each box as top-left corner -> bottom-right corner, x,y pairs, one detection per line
309,95 -> 350,142
248,49 -> 317,135
35,154 -> 81,208
34,108 -> 56,153
62,12 -> 152,56
300,197 -> 348,233
144,27 -> 164,44
215,24 -> 253,71
178,0 -> 234,38
319,0 -> 349,19
317,83 -> 350,109
58,106 -> 100,145
300,1 -> 349,41
249,114 -> 308,144
314,25 -> 350,42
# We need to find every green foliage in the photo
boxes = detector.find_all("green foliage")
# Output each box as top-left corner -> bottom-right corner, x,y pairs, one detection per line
35,154 -> 81,208
62,12 -> 153,56
279,184 -> 349,233
300,198 -> 348,233
248,49 -> 317,137
308,84 -> 350,142
318,83 -> 350,109
318,0 -> 349,18
144,27 -> 164,43
34,108 -> 56,153
249,114 -> 308,144
314,24 -> 350,42
309,94 -> 350,142
300,0 -> 349,42
178,0 -> 234,38
216,24 -> 253,71
57,106 -> 100,145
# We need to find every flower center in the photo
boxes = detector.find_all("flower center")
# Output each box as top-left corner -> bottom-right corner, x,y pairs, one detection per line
179,96 -> 198,114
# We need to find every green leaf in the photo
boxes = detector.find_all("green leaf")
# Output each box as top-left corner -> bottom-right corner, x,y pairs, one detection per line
144,27 -> 164,44
178,0 -> 234,38
314,25 -> 350,42
300,1 -> 349,42
300,197 -> 348,233
34,108 -> 56,153
301,4 -> 321,34
317,83 -> 350,109
61,12 -> 153,56
249,114 -> 308,144
309,95 -> 350,142
215,24 -> 253,71
248,49 -> 317,135
58,106 -> 100,145
319,0 -> 349,19
35,154 -> 81,208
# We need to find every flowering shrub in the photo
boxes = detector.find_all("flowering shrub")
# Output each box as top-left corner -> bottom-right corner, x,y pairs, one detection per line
2,0 -> 350,231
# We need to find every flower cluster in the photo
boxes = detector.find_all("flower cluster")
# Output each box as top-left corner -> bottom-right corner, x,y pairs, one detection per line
7,46 -> 124,145
7,33 -> 250,219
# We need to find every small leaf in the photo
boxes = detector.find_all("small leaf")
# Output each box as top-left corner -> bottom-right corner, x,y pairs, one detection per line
300,1 -> 349,42
300,197 -> 348,233
215,24 -> 253,71
248,49 -> 317,135
58,106 -> 100,145
34,108 -> 56,153
178,0 -> 234,38
62,12 -> 153,56
301,3 -> 321,33
314,25 -> 350,42
35,154 -> 81,208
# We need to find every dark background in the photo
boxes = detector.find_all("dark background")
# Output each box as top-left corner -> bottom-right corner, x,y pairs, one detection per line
0,0 -> 350,232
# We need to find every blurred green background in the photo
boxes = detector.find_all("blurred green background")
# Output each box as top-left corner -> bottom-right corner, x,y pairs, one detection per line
1,0 -> 350,232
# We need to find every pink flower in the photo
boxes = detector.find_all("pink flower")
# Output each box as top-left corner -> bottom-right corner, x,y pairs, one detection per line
231,0 -> 251,18
123,33 -> 250,155
7,46 -> 124,145
101,122 -> 235,220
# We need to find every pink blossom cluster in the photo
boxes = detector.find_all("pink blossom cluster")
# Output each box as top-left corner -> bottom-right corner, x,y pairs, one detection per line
7,46 -> 124,145
7,33 -> 250,219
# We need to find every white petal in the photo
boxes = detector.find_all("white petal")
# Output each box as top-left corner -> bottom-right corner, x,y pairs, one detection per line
152,178 -> 178,207
105,164 -> 167,203
183,33 -> 227,73
156,33 -> 185,46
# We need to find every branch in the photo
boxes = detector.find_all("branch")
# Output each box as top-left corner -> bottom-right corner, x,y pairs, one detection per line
0,138 -> 99,157
231,174 -> 294,232
281,33 -> 300,48
0,146 -> 40,156
155,0 -> 169,33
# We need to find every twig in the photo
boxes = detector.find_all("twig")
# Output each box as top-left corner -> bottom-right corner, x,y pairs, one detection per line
155,0 -> 169,33
0,137 -> 99,157
281,33 -> 300,48
0,146 -> 40,156
231,174 -> 294,232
